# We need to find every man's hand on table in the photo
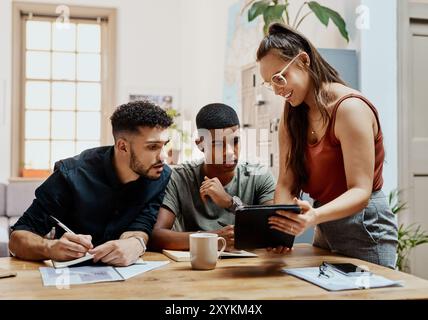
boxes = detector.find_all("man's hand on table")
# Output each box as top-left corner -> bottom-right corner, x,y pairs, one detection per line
89,238 -> 145,267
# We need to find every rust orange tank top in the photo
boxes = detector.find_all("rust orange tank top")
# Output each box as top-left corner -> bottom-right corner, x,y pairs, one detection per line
302,93 -> 384,204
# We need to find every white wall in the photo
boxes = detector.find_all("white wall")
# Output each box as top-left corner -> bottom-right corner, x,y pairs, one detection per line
179,0 -> 236,122
359,0 -> 398,194
0,0 -> 235,182
0,0 -> 13,183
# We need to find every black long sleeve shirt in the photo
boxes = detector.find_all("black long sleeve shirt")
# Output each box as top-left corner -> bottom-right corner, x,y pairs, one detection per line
11,146 -> 171,246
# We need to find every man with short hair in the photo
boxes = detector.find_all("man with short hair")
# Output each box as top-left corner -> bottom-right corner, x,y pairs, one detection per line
150,103 -> 276,251
9,100 -> 172,266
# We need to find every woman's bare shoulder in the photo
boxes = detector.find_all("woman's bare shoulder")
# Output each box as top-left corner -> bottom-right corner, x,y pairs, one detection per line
323,83 -> 362,113
328,83 -> 361,101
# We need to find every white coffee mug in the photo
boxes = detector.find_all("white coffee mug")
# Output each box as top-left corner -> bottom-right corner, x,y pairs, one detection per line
189,233 -> 227,270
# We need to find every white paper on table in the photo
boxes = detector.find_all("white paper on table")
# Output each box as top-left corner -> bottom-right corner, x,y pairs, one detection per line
114,260 -> 170,280
39,266 -> 123,287
39,260 -> 170,286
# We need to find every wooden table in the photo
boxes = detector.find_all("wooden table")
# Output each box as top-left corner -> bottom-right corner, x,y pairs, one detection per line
0,244 -> 427,300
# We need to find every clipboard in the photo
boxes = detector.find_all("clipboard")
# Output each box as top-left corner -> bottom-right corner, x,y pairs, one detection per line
234,204 -> 301,249
283,266 -> 403,291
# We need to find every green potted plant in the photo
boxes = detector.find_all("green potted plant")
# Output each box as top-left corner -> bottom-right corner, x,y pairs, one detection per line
243,0 -> 349,41
388,189 -> 428,272
165,107 -> 190,165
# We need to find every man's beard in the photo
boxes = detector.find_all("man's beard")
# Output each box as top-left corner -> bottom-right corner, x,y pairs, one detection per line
130,148 -> 163,180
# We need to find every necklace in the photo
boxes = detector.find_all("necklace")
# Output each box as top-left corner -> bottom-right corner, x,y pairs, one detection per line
308,127 -> 318,144
309,114 -> 322,136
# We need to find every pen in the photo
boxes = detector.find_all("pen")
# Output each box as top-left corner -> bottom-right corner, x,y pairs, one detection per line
218,221 -> 228,227
50,216 -> 75,234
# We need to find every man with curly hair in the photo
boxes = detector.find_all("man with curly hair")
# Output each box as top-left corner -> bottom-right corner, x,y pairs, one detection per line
9,100 -> 172,266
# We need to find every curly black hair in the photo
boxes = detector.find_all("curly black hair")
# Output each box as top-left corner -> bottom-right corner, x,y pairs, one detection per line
110,100 -> 173,138
196,103 -> 239,130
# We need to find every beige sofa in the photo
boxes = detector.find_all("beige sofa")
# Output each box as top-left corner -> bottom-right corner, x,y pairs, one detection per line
0,180 -> 44,257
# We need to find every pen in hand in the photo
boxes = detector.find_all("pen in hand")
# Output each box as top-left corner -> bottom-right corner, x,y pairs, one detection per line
50,216 -> 75,234
46,216 -> 93,262
49,215 -> 93,251
218,221 -> 228,227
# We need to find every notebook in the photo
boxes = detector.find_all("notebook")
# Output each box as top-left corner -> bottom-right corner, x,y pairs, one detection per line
51,253 -> 95,269
162,249 -> 258,262
0,268 -> 17,279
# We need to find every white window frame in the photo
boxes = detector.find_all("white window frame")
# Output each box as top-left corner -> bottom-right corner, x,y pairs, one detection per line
12,2 -> 116,178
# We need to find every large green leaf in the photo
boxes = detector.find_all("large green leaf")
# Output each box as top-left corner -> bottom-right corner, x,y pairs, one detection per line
307,1 -> 329,26
248,1 -> 269,22
325,7 -> 349,42
308,1 -> 349,42
262,4 -> 286,34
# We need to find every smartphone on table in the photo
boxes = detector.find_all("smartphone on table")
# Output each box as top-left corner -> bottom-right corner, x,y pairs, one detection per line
323,262 -> 372,277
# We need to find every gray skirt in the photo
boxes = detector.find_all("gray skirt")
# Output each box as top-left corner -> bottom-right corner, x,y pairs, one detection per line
313,190 -> 398,269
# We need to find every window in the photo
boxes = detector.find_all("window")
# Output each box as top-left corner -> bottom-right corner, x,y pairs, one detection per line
12,4 -> 116,178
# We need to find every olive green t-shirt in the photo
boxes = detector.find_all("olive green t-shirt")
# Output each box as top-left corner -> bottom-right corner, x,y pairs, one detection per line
162,160 -> 276,232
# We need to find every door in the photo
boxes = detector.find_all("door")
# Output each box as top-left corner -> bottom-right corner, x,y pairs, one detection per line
407,18 -> 428,279
240,64 -> 283,176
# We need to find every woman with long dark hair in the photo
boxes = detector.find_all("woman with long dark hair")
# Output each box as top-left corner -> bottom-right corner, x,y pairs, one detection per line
257,23 -> 398,268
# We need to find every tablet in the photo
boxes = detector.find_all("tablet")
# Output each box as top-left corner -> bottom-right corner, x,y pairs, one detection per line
234,204 -> 301,249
